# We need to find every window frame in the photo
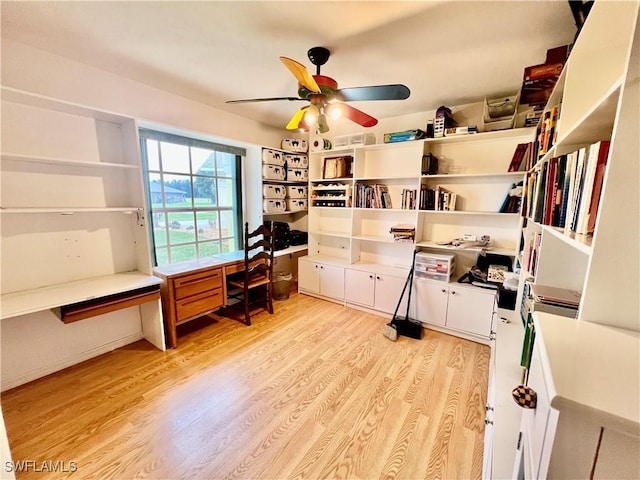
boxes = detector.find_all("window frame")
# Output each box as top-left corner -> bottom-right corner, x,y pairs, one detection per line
139,129 -> 244,266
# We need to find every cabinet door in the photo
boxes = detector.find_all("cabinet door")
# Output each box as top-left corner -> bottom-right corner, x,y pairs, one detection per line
410,279 -> 448,326
345,269 -> 375,307
298,258 -> 320,293
446,287 -> 495,337
318,264 -> 345,300
374,273 -> 408,315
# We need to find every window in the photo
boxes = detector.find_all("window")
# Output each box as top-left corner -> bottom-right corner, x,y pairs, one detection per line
139,129 -> 245,266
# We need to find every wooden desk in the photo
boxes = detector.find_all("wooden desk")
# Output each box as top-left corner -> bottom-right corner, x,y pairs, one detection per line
153,246 -> 307,348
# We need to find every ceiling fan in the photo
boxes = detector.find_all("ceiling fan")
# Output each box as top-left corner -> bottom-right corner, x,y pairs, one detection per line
226,46 -> 410,134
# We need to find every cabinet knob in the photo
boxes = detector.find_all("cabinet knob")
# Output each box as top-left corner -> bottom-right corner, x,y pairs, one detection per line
451,291 -> 456,295
320,266 -> 324,269
315,265 -> 318,269
369,275 -> 373,279
485,418 -> 494,426
441,289 -> 446,293
376,276 -> 381,280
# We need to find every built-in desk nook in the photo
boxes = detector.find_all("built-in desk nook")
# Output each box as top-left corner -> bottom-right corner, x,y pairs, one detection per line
153,245 -> 307,348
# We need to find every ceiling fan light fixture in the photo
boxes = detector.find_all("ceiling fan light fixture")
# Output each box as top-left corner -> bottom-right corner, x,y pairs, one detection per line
325,103 -> 342,120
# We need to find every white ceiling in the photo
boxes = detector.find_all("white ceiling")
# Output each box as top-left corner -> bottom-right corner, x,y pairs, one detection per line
1,1 -> 578,131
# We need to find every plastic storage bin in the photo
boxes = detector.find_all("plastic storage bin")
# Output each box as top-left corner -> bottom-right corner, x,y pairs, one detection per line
285,185 -> 308,198
414,252 -> 456,282
262,184 -> 286,199
262,149 -> 286,166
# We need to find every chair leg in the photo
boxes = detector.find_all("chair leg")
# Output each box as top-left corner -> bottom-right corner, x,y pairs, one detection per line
244,297 -> 251,326
267,284 -> 274,314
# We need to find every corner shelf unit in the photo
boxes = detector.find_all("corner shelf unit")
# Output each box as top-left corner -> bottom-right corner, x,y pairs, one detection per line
0,87 -> 164,348
307,127 -> 536,278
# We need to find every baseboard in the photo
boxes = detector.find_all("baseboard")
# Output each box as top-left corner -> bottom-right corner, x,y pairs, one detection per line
1,332 -> 145,392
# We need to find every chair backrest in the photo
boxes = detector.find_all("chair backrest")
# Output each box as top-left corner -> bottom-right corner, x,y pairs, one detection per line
243,222 -> 275,280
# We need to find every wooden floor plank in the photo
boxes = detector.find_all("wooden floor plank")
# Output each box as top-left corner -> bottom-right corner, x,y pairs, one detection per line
1,293 -> 489,479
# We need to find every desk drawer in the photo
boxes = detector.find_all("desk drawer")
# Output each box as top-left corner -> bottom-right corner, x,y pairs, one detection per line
176,288 -> 223,322
174,268 -> 223,300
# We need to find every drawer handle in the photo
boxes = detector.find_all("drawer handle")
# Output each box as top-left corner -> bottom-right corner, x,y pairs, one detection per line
485,418 -> 494,426
179,273 -> 220,286
512,384 -> 537,409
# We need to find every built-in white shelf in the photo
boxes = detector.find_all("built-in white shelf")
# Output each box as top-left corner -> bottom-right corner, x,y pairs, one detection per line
1,272 -> 162,320
418,210 -> 520,216
1,153 -> 139,169
421,172 -> 527,180
0,207 -> 142,214
415,240 -> 516,257
264,210 -> 308,216
314,230 -> 350,238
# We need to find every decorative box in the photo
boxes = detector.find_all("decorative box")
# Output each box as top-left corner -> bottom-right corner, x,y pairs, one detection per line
284,154 -> 309,169
262,184 -> 286,199
262,149 -> 285,166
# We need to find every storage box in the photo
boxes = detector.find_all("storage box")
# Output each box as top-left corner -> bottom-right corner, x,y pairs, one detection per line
415,252 -> 456,281
286,167 -> 308,182
284,153 -> 309,169
263,199 -> 286,214
262,164 -> 286,181
285,198 -> 308,211
262,149 -> 286,166
262,184 -> 286,199
286,185 -> 308,198
281,138 -> 308,153
288,230 -> 308,246
333,132 -> 376,148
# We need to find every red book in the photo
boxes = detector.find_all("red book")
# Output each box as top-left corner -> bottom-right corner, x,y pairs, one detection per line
543,157 -> 558,225
586,141 -> 611,234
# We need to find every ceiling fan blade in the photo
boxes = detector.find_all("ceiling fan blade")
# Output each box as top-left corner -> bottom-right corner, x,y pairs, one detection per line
339,103 -> 378,127
280,56 -> 321,93
337,84 -> 410,102
286,107 -> 307,130
226,97 -> 306,104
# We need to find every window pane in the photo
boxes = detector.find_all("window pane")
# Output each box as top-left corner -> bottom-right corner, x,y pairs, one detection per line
170,244 -> 196,263
220,210 -> 236,240
152,212 -> 168,247
148,174 -> 164,208
220,238 -> 235,253
192,147 -> 215,177
196,211 -> 219,241
146,139 -> 160,171
167,212 -> 196,243
199,241 -> 221,257
217,178 -> 234,207
216,152 -> 236,177
193,176 -> 217,207
155,247 -> 169,266
161,142 -> 190,174
163,174 -> 192,209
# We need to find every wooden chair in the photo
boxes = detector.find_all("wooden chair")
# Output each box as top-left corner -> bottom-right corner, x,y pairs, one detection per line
227,222 -> 275,325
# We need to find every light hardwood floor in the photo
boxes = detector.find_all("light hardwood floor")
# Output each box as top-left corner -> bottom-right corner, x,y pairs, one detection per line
2,292 -> 489,480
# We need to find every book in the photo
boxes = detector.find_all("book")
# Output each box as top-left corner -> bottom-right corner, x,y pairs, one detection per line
543,157 -> 558,225
533,162 -> 548,223
508,143 -> 529,172
567,146 -> 589,232
585,140 -> 611,234
529,283 -> 581,308
551,155 -> 567,227
558,152 -> 576,228
576,141 -> 610,234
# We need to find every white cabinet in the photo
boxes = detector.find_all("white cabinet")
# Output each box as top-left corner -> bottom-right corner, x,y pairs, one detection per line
298,256 -> 345,302
0,87 -> 165,390
344,267 -> 408,315
411,278 -> 496,339
513,313 -> 640,479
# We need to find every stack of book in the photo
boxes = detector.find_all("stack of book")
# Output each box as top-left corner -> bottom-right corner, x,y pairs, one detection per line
529,283 -> 581,309
525,140 -> 610,235
355,183 -> 392,209
390,224 -> 415,243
